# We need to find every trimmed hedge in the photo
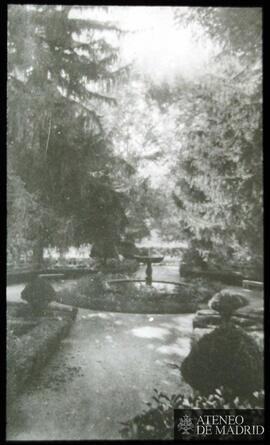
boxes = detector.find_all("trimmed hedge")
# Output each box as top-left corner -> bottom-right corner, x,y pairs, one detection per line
180,264 -> 243,286
7,308 -> 77,411
181,323 -> 263,398
21,277 -> 56,314
7,268 -> 96,285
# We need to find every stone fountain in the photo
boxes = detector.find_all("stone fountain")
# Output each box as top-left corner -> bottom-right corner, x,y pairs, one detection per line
133,254 -> 164,285
105,248 -> 196,313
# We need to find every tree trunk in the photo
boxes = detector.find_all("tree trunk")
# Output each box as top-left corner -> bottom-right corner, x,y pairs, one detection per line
59,246 -> 66,264
33,241 -> 44,270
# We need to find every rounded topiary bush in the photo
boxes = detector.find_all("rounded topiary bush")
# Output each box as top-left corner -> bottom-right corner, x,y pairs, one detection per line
208,289 -> 248,319
21,277 -> 56,315
181,323 -> 263,399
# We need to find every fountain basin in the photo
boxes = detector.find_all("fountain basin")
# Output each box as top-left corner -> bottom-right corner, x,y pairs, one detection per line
133,256 -> 164,285
106,279 -> 197,314
133,256 -> 164,263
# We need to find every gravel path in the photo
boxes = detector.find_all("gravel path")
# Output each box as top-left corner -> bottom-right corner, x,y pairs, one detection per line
7,309 -> 194,440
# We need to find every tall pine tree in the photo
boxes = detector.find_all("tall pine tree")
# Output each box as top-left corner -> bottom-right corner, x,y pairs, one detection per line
8,5 -> 128,266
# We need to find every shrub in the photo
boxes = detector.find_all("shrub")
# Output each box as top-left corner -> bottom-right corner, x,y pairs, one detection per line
119,388 -> 264,440
118,240 -> 139,259
21,277 -> 56,315
181,323 -> 263,398
102,258 -> 138,274
186,278 -> 223,303
182,247 -> 207,269
208,289 -> 248,319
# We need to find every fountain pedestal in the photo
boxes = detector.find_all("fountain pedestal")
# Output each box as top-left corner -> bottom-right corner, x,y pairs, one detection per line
133,255 -> 164,285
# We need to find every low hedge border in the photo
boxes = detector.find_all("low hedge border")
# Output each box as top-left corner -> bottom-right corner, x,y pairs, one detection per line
7,307 -> 77,411
180,266 -> 243,286
7,260 -> 139,285
180,265 -> 263,286
6,268 -> 97,285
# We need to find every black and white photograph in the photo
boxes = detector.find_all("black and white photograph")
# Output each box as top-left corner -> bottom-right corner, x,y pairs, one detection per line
6,4 -> 264,440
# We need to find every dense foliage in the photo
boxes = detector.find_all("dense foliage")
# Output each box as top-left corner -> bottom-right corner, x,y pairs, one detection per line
174,73 -> 262,270
120,387 -> 264,440
7,5 -> 131,265
7,6 -> 263,274
175,7 -> 262,62
146,8 -> 263,272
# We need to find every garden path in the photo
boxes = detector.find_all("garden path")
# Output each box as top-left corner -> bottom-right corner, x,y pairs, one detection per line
7,309 -> 194,440
7,263 -> 263,440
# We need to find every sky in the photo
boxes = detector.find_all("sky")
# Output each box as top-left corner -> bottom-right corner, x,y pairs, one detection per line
117,7 -> 214,83
70,6 -> 216,84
